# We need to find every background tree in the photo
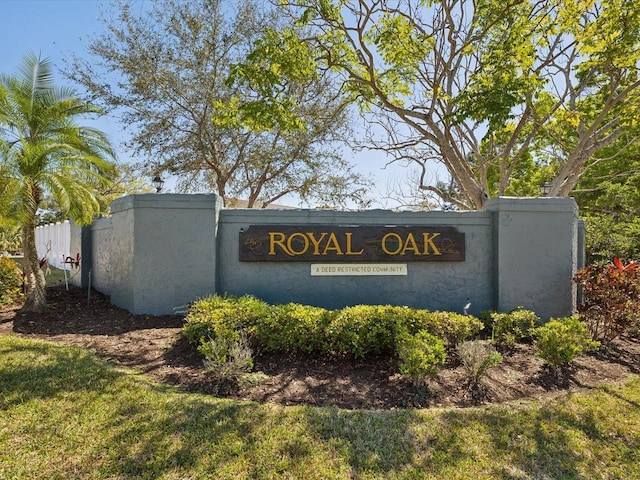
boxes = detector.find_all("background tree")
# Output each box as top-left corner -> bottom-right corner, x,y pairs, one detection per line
35,163 -> 153,225
242,0 -> 640,210
67,0 -> 371,209
572,132 -> 640,263
0,53 -> 116,311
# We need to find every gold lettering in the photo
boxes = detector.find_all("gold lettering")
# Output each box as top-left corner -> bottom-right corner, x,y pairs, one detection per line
381,233 -> 402,255
422,232 -> 442,255
345,232 -> 364,255
322,232 -> 344,255
307,232 -> 328,255
287,232 -> 309,255
269,232 -> 292,255
401,233 -> 420,255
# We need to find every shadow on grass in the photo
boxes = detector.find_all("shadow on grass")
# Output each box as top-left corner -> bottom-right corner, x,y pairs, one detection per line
302,384 -> 640,479
304,407 -> 416,474
2,335 -> 639,479
0,336 -> 121,409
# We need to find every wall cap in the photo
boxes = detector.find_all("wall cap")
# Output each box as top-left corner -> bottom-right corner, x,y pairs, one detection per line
111,193 -> 220,214
219,209 -> 493,225
485,197 -> 578,215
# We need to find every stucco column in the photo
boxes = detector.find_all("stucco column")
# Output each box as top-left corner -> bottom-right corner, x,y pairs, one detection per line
109,193 -> 221,315
486,197 -> 580,321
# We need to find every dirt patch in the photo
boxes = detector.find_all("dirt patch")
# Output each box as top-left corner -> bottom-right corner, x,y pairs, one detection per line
2,285 -> 639,410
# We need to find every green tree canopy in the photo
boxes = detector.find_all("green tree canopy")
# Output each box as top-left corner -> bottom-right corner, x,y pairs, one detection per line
571,128 -> 640,263
237,0 -> 640,210
67,0 -> 372,209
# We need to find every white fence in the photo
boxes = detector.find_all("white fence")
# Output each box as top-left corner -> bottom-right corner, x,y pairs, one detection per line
35,220 -> 71,270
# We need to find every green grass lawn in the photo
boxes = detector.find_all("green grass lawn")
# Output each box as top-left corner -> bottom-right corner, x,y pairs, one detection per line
1,335 -> 639,479
12,256 -> 70,287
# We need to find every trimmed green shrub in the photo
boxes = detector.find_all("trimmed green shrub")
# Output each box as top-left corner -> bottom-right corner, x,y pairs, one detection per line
182,294 -> 270,345
480,310 -> 494,332
490,307 -> 540,345
384,305 -> 430,334
255,303 -> 331,353
183,296 -> 482,361
325,306 -> 481,357
534,315 -> 600,369
396,330 -> 446,386
0,257 -> 22,306
424,311 -> 484,347
328,305 -> 409,357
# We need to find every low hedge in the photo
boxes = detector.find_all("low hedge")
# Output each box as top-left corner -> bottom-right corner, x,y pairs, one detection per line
484,307 -> 541,345
182,294 -> 270,345
327,305 -> 409,357
182,295 -> 483,359
256,303 -> 331,353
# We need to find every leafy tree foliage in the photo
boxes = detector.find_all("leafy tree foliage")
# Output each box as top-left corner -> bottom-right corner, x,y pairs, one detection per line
33,163 -> 153,227
67,0 -> 371,209
239,0 -> 640,209
0,257 -> 22,306
571,134 -> 640,263
0,222 -> 21,254
96,163 -> 154,212
0,53 -> 115,311
0,174 -> 21,252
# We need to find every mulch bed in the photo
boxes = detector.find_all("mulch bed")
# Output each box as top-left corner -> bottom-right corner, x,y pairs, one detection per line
1,285 -> 639,410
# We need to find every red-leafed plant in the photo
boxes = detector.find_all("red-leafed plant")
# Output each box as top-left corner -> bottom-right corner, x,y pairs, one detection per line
573,257 -> 640,343
612,256 -> 638,272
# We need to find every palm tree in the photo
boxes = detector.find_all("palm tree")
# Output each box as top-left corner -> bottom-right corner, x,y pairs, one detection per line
0,52 -> 116,312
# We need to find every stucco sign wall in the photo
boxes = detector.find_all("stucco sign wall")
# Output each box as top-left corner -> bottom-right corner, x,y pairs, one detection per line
72,194 -> 583,320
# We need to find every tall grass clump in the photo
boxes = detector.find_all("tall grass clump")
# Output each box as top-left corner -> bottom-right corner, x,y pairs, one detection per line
457,339 -> 503,387
199,331 -> 254,380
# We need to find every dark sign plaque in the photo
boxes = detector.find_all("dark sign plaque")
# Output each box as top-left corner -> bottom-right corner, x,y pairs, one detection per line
239,225 -> 465,262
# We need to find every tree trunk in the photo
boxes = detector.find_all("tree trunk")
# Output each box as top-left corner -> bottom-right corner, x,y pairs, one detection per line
21,223 -> 47,312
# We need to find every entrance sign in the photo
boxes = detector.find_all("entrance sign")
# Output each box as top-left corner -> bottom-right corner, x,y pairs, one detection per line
310,263 -> 408,276
240,225 -> 465,262
70,194 -> 580,319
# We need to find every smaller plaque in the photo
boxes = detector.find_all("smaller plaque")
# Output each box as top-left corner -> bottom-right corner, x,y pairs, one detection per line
310,263 -> 408,276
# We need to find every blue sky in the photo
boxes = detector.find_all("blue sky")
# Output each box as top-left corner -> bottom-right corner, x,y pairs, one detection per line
0,0 -> 133,162
0,0 -> 420,207
0,1 -> 108,82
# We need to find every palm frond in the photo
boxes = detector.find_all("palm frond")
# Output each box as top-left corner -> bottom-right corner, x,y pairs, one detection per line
0,53 -> 117,227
